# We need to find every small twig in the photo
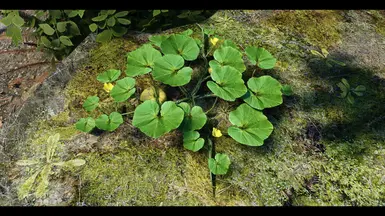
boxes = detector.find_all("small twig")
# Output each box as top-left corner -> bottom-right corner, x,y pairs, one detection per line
3,61 -> 56,74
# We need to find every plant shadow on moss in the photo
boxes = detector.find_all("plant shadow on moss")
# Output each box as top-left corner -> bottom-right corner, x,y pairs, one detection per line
302,51 -> 385,149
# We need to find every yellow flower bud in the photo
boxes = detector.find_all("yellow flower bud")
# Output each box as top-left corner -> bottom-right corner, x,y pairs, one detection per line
212,127 -> 222,138
210,37 -> 219,46
208,67 -> 213,74
103,83 -> 114,93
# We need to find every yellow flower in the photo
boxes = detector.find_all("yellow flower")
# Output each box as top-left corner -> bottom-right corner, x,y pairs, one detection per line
103,83 -> 114,93
212,127 -> 222,138
210,37 -> 219,46
208,67 -> 213,74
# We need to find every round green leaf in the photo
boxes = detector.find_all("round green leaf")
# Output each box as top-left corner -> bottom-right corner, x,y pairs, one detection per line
210,46 -> 246,73
110,77 -> 136,102
89,23 -> 98,32
245,46 -> 276,69
83,96 -> 99,112
59,36 -> 73,46
39,24 -> 55,36
243,76 -> 283,110
75,117 -> 95,133
112,26 -> 128,37
107,17 -> 116,27
178,102 -> 207,131
208,153 -> 230,175
97,69 -> 121,83
95,112 -> 124,132
117,18 -> 131,25
149,35 -> 169,47
96,29 -> 113,43
160,34 -> 199,61
153,54 -> 193,87
183,131 -> 204,152
207,66 -> 247,101
228,103 -> 273,146
132,100 -> 184,138
181,29 -> 193,36
57,22 -> 67,33
222,40 -> 240,51
126,44 -> 162,77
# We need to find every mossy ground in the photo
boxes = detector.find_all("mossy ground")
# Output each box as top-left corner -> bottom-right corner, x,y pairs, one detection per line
11,10 -> 385,206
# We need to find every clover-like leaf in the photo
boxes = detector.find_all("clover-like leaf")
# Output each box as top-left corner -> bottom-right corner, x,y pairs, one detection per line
183,131 -> 205,152
83,96 -> 99,112
160,34 -> 200,61
228,103 -> 273,146
207,66 -> 247,101
178,102 -> 207,131
210,46 -> 246,73
153,54 -> 193,87
149,35 -> 169,47
95,112 -> 124,132
208,153 -> 230,175
75,117 -> 95,133
97,69 -> 121,83
132,100 -> 184,138
245,46 -> 276,69
243,76 -> 283,110
281,84 -> 293,96
110,77 -> 136,102
126,44 -> 162,77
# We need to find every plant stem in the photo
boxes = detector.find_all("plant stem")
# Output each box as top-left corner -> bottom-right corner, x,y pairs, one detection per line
251,68 -> 257,77
208,137 -> 216,198
121,111 -> 135,116
179,86 -> 189,98
196,94 -> 216,100
148,73 -> 160,105
205,97 -> 218,114
175,97 -> 189,104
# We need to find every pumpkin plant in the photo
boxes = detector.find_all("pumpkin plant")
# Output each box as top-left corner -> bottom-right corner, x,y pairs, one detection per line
75,27 -> 288,196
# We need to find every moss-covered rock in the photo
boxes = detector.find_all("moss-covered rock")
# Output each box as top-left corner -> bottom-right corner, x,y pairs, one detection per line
6,10 -> 385,206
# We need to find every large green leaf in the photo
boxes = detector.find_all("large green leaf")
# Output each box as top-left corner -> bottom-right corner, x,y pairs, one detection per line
149,35 -> 169,47
110,77 -> 136,102
6,25 -> 22,45
210,46 -> 246,73
12,15 -> 25,27
245,46 -> 276,69
243,76 -> 283,110
178,102 -> 207,131
59,36 -> 73,46
126,44 -> 162,77
208,153 -> 230,175
97,69 -> 121,83
160,34 -> 199,61
183,131 -> 204,152
206,66 -> 247,101
228,103 -> 273,146
153,54 -> 193,87
95,112 -> 124,132
132,100 -> 184,138
83,96 -> 99,112
75,117 -> 95,133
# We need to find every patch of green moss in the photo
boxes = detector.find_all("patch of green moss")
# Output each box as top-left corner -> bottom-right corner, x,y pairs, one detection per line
77,141 -> 218,206
265,10 -> 343,49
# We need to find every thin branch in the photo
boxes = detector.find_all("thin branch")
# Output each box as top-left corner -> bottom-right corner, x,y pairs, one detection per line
3,61 -> 57,75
